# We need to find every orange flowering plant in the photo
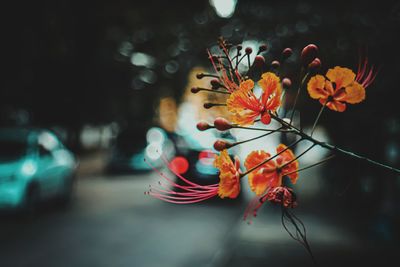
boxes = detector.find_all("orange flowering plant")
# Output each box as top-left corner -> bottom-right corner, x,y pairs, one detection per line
146,37 -> 398,262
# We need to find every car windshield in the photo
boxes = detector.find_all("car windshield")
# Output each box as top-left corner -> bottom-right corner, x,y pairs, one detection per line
0,140 -> 27,162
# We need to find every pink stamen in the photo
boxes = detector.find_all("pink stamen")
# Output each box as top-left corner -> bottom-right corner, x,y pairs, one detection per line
145,157 -> 219,205
159,155 -> 218,189
356,55 -> 377,88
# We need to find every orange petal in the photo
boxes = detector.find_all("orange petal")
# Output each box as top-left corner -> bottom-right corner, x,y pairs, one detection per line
324,100 -> 346,112
276,144 -> 295,162
307,75 -> 328,99
245,150 -> 277,196
218,171 -> 240,198
214,150 -> 231,171
244,150 -> 272,170
259,72 -> 281,96
248,171 -> 279,196
326,66 -> 355,89
239,79 -> 255,92
227,90 -> 262,125
276,144 -> 299,184
343,82 -> 365,104
325,80 -> 335,95
214,150 -> 240,199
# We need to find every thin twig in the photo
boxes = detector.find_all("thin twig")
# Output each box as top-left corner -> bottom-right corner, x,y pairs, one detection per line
234,128 -> 282,146
270,113 -> 400,174
289,70 -> 309,123
310,101 -> 327,137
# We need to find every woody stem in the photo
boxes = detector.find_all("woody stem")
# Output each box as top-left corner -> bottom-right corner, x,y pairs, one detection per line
270,113 -> 400,174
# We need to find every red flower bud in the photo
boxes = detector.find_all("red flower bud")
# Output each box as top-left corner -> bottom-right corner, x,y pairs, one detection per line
258,44 -> 268,52
245,47 -> 253,54
271,60 -> 280,69
196,73 -> 204,79
213,140 -> 232,151
196,121 -> 211,131
203,103 -> 213,109
282,78 -> 292,88
191,87 -> 200,94
301,44 -> 318,66
214,117 -> 232,131
282,48 -> 293,58
236,45 -> 243,51
308,58 -> 321,70
253,55 -> 265,68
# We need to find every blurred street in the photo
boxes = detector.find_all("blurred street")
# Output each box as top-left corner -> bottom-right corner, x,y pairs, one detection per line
0,153 -> 398,267
0,170 -> 242,267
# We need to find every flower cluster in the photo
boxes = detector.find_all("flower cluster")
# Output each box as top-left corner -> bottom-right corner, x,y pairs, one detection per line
146,38 -> 377,220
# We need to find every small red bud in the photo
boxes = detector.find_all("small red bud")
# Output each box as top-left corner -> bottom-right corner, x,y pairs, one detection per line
203,103 -> 213,109
282,78 -> 292,88
191,87 -> 200,94
253,55 -> 265,68
282,48 -> 293,58
236,45 -> 243,51
214,117 -> 232,131
245,47 -> 253,54
259,44 -> 268,52
301,44 -> 318,66
213,140 -> 232,151
308,58 -> 321,70
196,73 -> 204,79
210,79 -> 221,89
196,121 -> 211,131
271,60 -> 280,69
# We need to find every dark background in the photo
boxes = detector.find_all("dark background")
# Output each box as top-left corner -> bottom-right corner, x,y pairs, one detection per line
1,0 -> 400,266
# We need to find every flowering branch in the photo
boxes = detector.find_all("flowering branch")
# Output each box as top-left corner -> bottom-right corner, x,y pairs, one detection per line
270,113 -> 400,174
147,37 -> 398,263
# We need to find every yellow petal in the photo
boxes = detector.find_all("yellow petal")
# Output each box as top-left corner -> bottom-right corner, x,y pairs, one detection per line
259,72 -> 281,96
326,66 -> 355,89
307,75 -> 327,99
239,79 -> 254,91
344,82 -> 365,104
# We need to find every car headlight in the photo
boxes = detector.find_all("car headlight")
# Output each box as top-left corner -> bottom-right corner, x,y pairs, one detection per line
21,160 -> 37,176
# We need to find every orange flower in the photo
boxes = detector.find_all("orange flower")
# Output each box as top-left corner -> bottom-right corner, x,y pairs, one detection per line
307,66 -> 366,112
214,150 -> 241,199
244,144 -> 299,196
227,72 -> 282,126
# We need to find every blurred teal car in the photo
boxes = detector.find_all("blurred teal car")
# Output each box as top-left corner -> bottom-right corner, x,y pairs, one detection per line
0,128 -> 78,212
